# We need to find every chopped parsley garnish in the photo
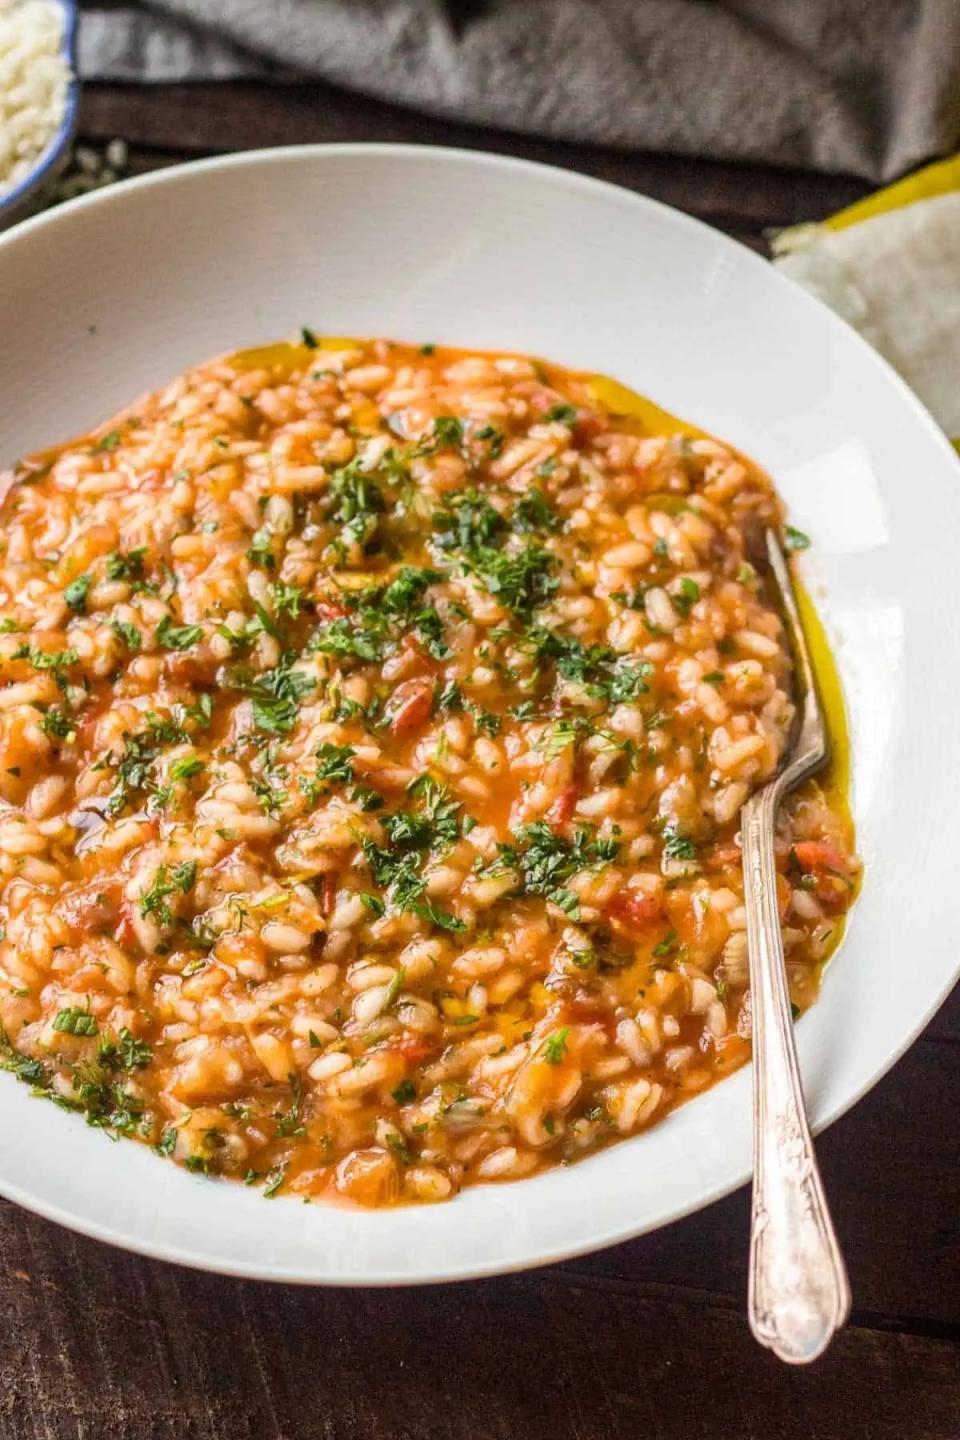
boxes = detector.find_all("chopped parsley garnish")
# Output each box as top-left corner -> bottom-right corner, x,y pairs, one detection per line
431,416 -> 464,449
326,459 -> 386,549
468,704 -> 501,736
300,326 -> 320,348
105,547 -> 147,584
540,717 -> 588,759
380,566 -> 443,615
52,1006 -> 98,1037
784,525 -> 811,552
274,1072 -> 305,1138
431,492 -> 558,616
40,707 -> 75,740
544,1027 -> 569,1064
101,709 -> 206,815
652,929 -> 679,959
92,429 -> 122,453
252,777 -> 288,817
392,1078 -> 417,1104
117,1028 -> 152,1069
249,695 -> 298,734
96,1028 -> 152,1072
433,488 -> 506,554
110,619 -> 142,650
155,1129 -> 178,1156
361,779 -> 467,932
314,743 -> 355,785
0,1023 -> 48,1086
383,967 -> 406,1010
434,678 -> 463,714
466,542 -> 558,615
672,577 -> 700,615
476,424 -> 504,457
525,627 -> 652,704
661,827 -> 697,862
138,860 -> 198,927
155,615 -> 203,651
184,693 -> 214,728
270,582 -> 305,620
311,616 -> 383,665
13,643 -> 78,674
64,573 -> 92,612
246,528 -> 276,569
0,1023 -> 144,1137
232,658 -> 314,734
262,1164 -> 287,1198
512,489 -> 560,535
411,605 -> 449,659
169,756 -> 205,782
545,403 -> 577,425
498,822 -> 619,920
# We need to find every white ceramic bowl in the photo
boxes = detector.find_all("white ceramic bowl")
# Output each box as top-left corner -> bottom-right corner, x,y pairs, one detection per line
0,145 -> 957,1284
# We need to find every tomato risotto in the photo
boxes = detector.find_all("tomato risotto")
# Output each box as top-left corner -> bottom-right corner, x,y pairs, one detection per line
0,337 -> 858,1205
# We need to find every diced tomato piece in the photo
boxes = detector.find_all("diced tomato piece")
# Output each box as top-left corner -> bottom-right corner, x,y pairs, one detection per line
314,599 -> 349,623
791,841 -> 854,913
813,875 -> 852,913
704,842 -> 742,873
57,880 -> 122,932
166,651 -> 218,685
572,412 -> 604,441
546,785 -> 578,829
606,889 -> 663,936
321,874 -> 337,918
401,632 -> 442,668
528,388 -> 601,440
395,1034 -> 435,1063
529,388 -> 560,417
387,678 -> 434,735
776,872 -> 792,922
77,709 -> 104,749
791,841 -> 851,875
116,903 -> 139,951
564,994 -> 604,1022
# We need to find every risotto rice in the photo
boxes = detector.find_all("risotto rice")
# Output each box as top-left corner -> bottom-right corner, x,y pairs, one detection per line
0,336 -> 859,1206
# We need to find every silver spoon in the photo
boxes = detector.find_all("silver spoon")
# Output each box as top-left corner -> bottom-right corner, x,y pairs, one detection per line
740,528 -> 851,1364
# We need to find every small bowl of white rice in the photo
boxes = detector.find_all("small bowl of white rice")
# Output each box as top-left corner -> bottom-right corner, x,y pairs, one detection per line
0,0 -> 78,228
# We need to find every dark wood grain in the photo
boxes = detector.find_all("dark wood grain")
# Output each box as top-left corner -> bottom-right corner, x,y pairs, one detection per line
2,1141 -> 958,1440
0,79 -> 955,1440
77,82 -> 869,234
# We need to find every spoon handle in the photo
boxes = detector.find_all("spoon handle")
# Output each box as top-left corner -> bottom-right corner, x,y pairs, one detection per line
742,785 -> 851,1364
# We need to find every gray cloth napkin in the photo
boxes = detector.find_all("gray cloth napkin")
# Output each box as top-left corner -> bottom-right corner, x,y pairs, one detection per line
77,0 -> 960,181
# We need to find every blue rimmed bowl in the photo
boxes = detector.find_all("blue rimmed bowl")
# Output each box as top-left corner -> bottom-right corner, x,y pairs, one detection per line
0,0 -> 80,231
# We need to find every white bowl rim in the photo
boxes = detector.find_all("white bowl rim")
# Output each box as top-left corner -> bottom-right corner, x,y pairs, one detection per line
0,142 -> 957,1285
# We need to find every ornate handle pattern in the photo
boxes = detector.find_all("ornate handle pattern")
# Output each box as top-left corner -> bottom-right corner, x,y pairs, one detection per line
742,786 -> 851,1364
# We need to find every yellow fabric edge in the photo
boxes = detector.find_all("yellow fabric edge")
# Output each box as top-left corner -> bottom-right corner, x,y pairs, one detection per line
824,152 -> 960,232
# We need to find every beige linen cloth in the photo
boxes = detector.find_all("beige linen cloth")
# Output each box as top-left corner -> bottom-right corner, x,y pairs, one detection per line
773,156 -> 960,445
77,0 -> 960,183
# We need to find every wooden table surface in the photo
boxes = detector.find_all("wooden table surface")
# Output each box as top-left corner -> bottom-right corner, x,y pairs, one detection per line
4,80 -> 959,1440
